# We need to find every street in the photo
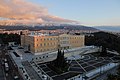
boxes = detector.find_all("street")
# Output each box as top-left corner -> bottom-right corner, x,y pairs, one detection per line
0,59 -> 5,80
0,45 -> 23,80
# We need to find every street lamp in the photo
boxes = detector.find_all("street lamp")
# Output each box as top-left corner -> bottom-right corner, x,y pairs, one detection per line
20,54 -> 23,60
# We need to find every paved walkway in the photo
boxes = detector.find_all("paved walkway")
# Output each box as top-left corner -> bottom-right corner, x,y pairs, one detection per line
22,61 -> 42,80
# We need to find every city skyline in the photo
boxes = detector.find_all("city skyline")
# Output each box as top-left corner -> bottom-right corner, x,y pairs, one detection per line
0,0 -> 120,26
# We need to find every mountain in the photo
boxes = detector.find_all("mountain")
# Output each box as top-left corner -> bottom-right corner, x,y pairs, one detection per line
0,24 -> 98,31
93,26 -> 120,32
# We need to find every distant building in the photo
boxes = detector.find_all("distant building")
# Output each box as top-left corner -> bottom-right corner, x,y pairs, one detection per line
8,42 -> 16,46
21,32 -> 84,54
0,30 -> 29,35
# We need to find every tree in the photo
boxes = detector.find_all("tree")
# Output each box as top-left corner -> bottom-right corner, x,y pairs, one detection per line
48,49 -> 69,74
85,31 -> 120,54
0,33 -> 20,44
107,74 -> 117,80
117,65 -> 120,79
54,49 -> 67,68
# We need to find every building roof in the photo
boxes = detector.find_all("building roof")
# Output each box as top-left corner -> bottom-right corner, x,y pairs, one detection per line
28,32 -> 84,37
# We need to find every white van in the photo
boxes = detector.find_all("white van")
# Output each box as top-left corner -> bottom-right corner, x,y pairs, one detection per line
5,63 -> 9,71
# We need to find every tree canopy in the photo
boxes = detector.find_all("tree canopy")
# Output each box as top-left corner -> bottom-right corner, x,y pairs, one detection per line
0,33 -> 20,44
85,31 -> 120,54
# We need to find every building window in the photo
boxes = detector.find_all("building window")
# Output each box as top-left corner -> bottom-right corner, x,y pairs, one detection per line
41,39 -> 42,41
43,56 -> 45,58
37,44 -> 38,46
40,44 -> 42,46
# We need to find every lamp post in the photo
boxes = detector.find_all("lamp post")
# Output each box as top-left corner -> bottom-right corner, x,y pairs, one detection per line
20,54 -> 23,61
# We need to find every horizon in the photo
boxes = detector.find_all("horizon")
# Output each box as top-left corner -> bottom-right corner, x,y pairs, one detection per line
0,0 -> 120,27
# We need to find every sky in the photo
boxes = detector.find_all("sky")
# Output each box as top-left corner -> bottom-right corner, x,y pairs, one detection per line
0,0 -> 120,27
28,0 -> 120,26
0,0 -> 77,25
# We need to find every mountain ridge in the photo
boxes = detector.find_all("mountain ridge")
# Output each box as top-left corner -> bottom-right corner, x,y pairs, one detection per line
0,25 -> 98,31
93,26 -> 120,32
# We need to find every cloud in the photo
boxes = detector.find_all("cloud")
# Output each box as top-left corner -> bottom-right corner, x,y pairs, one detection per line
0,0 -> 77,25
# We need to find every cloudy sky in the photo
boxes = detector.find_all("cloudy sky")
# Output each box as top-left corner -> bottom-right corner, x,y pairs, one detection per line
29,0 -> 120,26
0,0 -> 120,26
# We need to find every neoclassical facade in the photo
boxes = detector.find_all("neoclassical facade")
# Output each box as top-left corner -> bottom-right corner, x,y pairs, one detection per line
21,33 -> 84,54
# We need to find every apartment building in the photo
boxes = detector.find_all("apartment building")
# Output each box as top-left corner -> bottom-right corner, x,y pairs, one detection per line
21,32 -> 84,54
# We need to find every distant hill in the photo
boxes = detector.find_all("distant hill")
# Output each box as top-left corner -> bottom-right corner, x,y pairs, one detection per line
93,26 -> 120,32
85,31 -> 120,53
0,25 -> 98,31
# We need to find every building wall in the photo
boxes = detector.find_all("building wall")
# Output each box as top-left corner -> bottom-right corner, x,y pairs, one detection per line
21,35 -> 35,53
59,34 -> 85,49
70,35 -> 84,48
34,35 -> 59,53
21,35 -> 25,47
59,34 -> 70,49
21,34 -> 85,53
